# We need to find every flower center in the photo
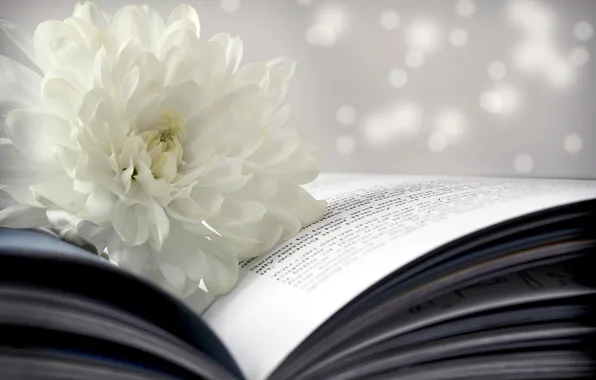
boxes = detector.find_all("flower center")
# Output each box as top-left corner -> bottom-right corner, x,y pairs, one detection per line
139,109 -> 186,183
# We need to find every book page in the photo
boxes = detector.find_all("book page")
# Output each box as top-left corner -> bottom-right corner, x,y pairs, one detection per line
202,174 -> 596,380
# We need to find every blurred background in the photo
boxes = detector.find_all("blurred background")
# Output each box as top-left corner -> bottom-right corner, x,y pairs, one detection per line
1,0 -> 595,179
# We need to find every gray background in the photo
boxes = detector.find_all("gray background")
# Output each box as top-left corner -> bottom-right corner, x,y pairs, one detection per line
1,0 -> 595,179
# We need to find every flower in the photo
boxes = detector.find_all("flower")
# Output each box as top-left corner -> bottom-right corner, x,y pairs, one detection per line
0,2 -> 326,298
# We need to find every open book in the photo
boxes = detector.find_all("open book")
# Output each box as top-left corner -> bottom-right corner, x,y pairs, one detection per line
1,174 -> 596,380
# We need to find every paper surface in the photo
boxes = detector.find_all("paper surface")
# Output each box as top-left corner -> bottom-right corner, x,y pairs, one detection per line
202,174 -> 596,380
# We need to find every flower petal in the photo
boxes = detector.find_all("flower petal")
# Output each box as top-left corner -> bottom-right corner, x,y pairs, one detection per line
0,55 -> 42,125
112,5 -> 165,52
108,241 -> 152,276
0,20 -> 39,70
82,188 -> 115,223
147,199 -> 170,250
118,66 -> 140,114
112,200 -> 149,246
266,57 -> 296,106
0,204 -> 49,228
248,127 -> 301,167
158,21 -> 201,61
0,138 -> 43,187
47,36 -> 94,86
211,198 -> 267,228
160,221 -> 239,294
209,33 -> 243,76
167,3 -> 200,38
5,109 -> 72,163
93,47 -> 112,91
158,260 -> 187,293
273,181 -> 327,226
198,158 -> 252,194
41,76 -> 83,119
34,20 -> 85,72
235,62 -> 270,90
30,176 -> 87,216
74,1 -> 109,32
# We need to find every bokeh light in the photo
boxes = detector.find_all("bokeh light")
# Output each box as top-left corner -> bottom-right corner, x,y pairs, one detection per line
306,3 -> 350,47
514,153 -> 534,173
380,10 -> 400,30
362,103 -> 422,147
220,0 -> 241,13
427,133 -> 448,153
455,0 -> 476,18
336,105 -> 357,126
449,28 -> 469,48
405,49 -> 426,69
569,46 -> 590,67
574,21 -> 594,42
480,83 -> 524,116
487,60 -> 507,81
405,19 -> 443,55
508,0 -> 579,90
563,134 -> 583,154
433,108 -> 467,143
336,134 -> 356,155
389,68 -> 408,88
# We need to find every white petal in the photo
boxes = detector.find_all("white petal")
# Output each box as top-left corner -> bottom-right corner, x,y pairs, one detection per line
47,36 -> 94,86
0,55 -> 42,123
189,186 -> 225,216
112,39 -> 142,88
0,138 -> 42,187
266,57 -> 296,106
74,1 -> 109,31
83,188 -> 115,223
267,57 -> 296,81
269,105 -> 292,129
63,16 -> 99,50
152,151 -> 178,182
198,158 -> 252,194
235,62 -> 269,90
78,87 -> 109,124
158,260 -> 187,292
112,5 -> 165,52
167,3 -> 200,37
31,176 -> 87,211
0,204 -> 49,228
263,204 -> 302,240
126,52 -> 165,114
0,20 -> 39,70
108,242 -> 152,276
112,201 -> 149,246
118,66 -> 140,114
161,222 -> 239,294
2,182 -> 43,206
247,144 -> 320,185
135,93 -> 163,132
147,200 -> 170,250
41,76 -> 82,120
212,199 -> 267,227
93,47 -> 111,91
274,182 -> 327,225
248,128 -> 300,167
209,33 -> 243,76
34,20 -> 84,72
5,109 -> 72,163
160,80 -> 202,118
158,21 -> 201,61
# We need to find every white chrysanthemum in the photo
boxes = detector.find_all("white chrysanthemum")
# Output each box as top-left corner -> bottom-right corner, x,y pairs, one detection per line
0,2 -> 326,297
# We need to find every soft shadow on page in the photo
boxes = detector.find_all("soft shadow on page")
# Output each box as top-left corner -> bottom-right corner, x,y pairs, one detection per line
202,174 -> 596,380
